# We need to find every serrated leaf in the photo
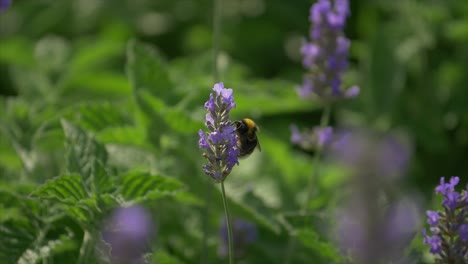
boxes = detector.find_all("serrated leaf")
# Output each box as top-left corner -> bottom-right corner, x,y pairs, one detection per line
91,160 -> 114,194
119,172 -> 185,203
64,198 -> 100,224
31,175 -> 88,204
0,220 -> 37,263
61,119 -> 108,189
31,175 -> 112,225
17,234 -> 75,264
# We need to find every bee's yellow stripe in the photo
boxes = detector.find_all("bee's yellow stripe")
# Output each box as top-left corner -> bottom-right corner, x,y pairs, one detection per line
243,118 -> 257,134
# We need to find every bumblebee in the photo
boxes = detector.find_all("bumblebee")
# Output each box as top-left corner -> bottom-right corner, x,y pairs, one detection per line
233,118 -> 261,157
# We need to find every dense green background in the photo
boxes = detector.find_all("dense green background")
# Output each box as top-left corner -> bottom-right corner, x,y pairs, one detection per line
1,0 -> 468,263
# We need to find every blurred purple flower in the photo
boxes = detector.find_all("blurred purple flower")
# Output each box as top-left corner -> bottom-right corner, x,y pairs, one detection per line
298,0 -> 359,100
0,0 -> 11,12
218,218 -> 257,258
328,129 -> 411,180
328,128 -> 419,263
290,125 -> 303,145
422,176 -> 468,262
290,125 -> 334,150
101,206 -> 154,264
337,197 -> 421,263
199,82 -> 239,183
315,126 -> 333,146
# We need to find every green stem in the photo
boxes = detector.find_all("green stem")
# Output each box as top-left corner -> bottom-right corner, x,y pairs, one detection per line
283,105 -> 332,264
221,181 -> 234,264
200,0 -> 222,262
212,0 -> 221,82
200,184 -> 212,264
77,230 -> 94,264
301,104 -> 331,211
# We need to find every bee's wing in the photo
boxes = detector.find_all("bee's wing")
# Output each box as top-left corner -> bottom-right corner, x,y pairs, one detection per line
257,139 -> 261,152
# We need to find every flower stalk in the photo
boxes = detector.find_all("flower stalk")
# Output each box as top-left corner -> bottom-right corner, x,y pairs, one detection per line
221,182 -> 234,264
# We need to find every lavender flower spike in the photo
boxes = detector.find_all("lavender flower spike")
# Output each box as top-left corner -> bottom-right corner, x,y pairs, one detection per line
199,83 -> 239,183
0,0 -> 11,12
422,176 -> 468,262
298,0 -> 359,100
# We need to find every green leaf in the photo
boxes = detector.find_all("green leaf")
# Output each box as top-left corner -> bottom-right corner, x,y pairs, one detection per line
137,90 -> 201,134
70,37 -> 125,72
63,103 -> 130,132
0,38 -> 35,66
171,191 -> 204,207
296,228 -> 344,263
233,79 -> 316,117
17,234 -> 75,264
31,175 -> 88,204
0,220 -> 36,263
61,119 -> 108,189
261,134 -> 313,187
97,126 -> 146,146
64,72 -> 131,98
65,198 -> 100,225
30,175 -> 113,225
91,160 -> 114,194
126,39 -> 179,105
151,250 -> 183,264
226,186 -> 281,234
119,172 -> 185,203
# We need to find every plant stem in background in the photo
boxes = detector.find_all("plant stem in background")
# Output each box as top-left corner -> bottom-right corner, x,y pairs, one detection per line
283,105 -> 332,264
201,0 -> 223,262
212,0 -> 221,82
221,181 -> 234,264
302,104 -> 331,211
77,230 -> 94,264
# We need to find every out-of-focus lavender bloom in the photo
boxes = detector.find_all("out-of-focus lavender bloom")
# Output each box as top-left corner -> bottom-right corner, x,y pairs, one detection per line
298,0 -> 359,100
328,128 -> 419,263
199,83 -> 239,183
328,129 -> 411,180
422,176 -> 468,263
290,125 -> 333,150
218,218 -> 257,258
336,197 -> 421,263
0,0 -> 11,12
101,206 -> 154,264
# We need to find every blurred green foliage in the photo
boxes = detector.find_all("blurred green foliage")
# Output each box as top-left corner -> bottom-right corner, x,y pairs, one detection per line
0,0 -> 468,263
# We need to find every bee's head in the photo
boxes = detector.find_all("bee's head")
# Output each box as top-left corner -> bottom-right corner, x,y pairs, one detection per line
242,118 -> 258,135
